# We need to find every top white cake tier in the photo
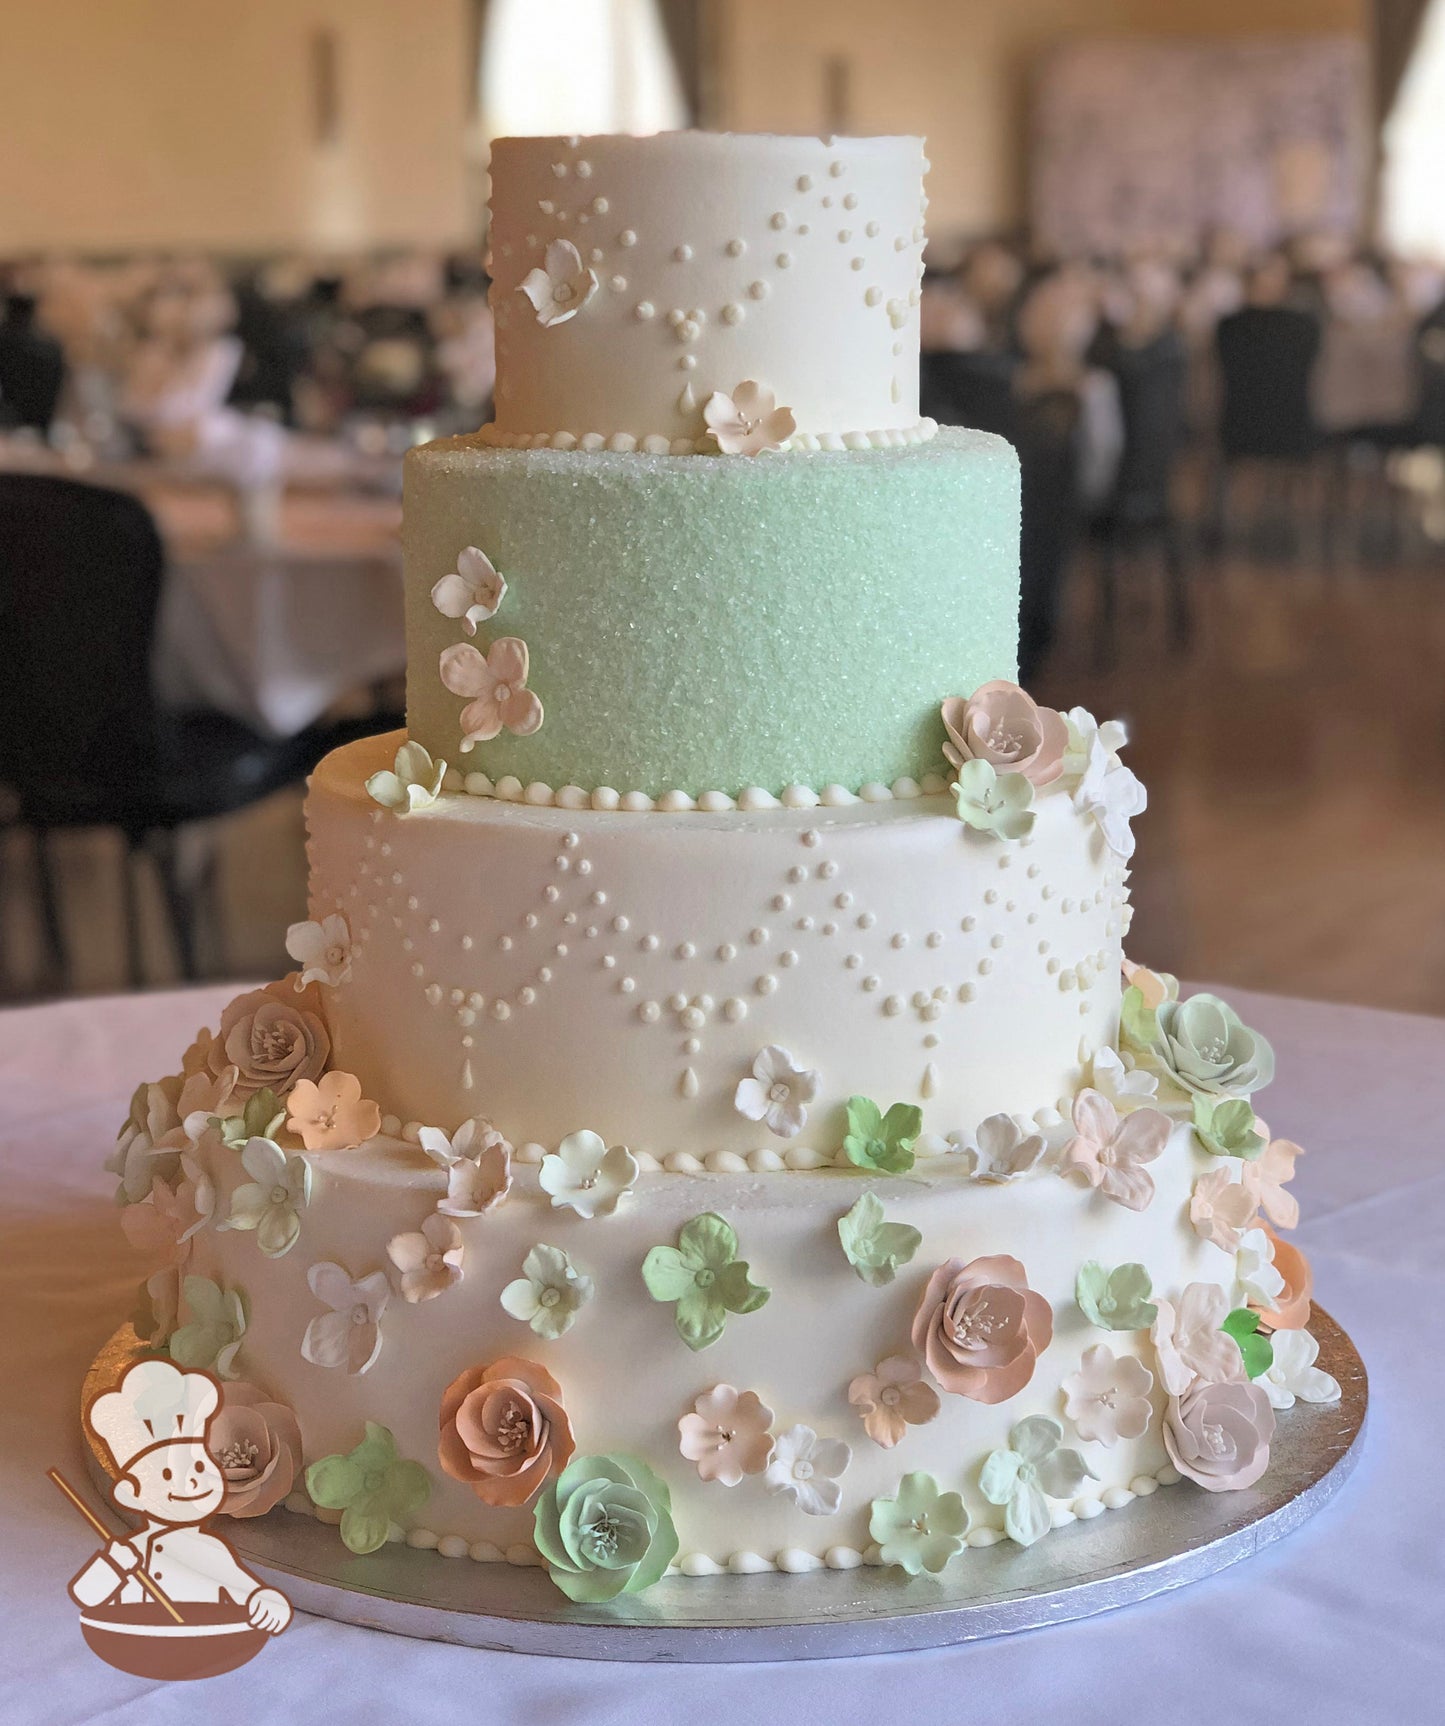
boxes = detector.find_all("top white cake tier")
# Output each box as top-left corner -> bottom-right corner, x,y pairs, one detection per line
484,131 -> 931,452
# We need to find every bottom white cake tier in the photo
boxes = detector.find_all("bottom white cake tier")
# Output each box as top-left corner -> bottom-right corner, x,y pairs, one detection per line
187,1116 -> 1235,1573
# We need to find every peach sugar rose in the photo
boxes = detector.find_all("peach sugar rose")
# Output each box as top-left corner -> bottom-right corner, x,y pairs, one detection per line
438,1357 -> 575,1508
911,1253 -> 1053,1404
940,681 -> 1068,786
210,977 -> 330,1103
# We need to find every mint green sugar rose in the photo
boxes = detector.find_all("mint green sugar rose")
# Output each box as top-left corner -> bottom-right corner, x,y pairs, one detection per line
533,1454 -> 678,1603
1149,993 -> 1275,1100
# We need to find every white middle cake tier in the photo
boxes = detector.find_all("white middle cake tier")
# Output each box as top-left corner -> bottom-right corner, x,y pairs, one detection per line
308,735 -> 1129,1156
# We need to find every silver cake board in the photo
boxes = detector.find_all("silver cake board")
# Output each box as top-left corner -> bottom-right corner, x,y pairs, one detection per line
79,1305 -> 1365,1663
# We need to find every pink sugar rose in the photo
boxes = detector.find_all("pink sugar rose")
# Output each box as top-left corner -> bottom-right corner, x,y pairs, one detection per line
211,1380 -> 304,1518
911,1254 -> 1053,1404
439,637 -> 544,750
1163,1378 -> 1275,1492
210,978 -> 330,1104
940,681 -> 1068,786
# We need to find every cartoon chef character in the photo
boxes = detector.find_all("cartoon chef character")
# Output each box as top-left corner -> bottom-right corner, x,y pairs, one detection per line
68,1359 -> 292,1634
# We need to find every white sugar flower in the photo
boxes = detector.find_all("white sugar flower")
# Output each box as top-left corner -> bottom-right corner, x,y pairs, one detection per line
431,545 -> 507,635
1089,1046 -> 1159,1113
518,239 -> 597,326
1061,1343 -> 1155,1445
501,1243 -> 595,1340
387,1213 -> 465,1304
419,1117 -> 513,1218
1235,1227 -> 1287,1308
763,1424 -> 850,1517
301,1261 -> 389,1375
222,1137 -> 312,1258
962,1113 -> 1048,1182
733,1046 -> 819,1140
1072,730 -> 1147,860
979,1416 -> 1095,1547
284,914 -> 353,990
1260,1329 -> 1342,1410
365,740 -> 447,813
1061,707 -> 1129,781
538,1130 -> 639,1219
703,381 -> 797,455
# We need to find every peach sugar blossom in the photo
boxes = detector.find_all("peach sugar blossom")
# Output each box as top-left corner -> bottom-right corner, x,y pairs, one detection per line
1060,1088 -> 1169,1213
1244,1135 -> 1303,1231
940,681 -> 1068,785
1190,1165 -> 1260,1252
677,1384 -> 775,1485
848,1355 -> 941,1448
438,1357 -> 574,1508
285,1070 -> 381,1151
910,1253 -> 1053,1404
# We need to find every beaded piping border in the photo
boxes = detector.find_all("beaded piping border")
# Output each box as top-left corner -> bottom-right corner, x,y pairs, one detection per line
440,768 -> 954,814
280,1465 -> 1182,1577
474,418 -> 939,456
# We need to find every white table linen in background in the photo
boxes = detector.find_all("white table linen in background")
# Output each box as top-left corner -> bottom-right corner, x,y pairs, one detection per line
154,543 -> 405,738
1,984 -> 1440,1724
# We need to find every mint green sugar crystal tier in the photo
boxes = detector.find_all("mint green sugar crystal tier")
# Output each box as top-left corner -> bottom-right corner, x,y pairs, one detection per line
404,427 -> 1020,798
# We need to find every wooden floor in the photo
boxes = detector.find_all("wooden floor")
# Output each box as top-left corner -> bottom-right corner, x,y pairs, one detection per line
4,524 -> 1444,1017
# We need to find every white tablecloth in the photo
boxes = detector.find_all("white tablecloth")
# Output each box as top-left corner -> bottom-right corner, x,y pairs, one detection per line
2,984 -> 1440,1723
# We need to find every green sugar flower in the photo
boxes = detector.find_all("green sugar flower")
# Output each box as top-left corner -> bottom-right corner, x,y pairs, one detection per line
641,1212 -> 769,1351
1119,985 -> 1159,1051
1075,1261 -> 1158,1331
843,1097 -> 923,1175
1148,993 -> 1276,1100
1192,1096 -> 1266,1161
365,740 -> 447,814
837,1191 -> 922,1287
221,1137 -> 312,1257
211,1088 -> 286,1151
1222,1308 -> 1276,1380
501,1243 -> 595,1340
951,758 -> 1036,841
869,1472 -> 970,1575
533,1453 -> 678,1603
979,1416 -> 1094,1548
168,1275 -> 247,1378
306,1421 -> 431,1555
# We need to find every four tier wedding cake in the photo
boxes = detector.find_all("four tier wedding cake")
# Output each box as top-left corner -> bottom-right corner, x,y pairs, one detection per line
110,131 -> 1336,1602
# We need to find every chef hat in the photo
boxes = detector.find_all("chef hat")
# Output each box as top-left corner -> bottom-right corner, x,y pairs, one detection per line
89,1359 -> 220,1475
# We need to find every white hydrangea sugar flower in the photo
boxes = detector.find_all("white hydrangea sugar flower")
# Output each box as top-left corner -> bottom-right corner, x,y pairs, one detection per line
962,1113 -> 1048,1182
518,238 -> 598,326
1072,730 -> 1147,860
1061,707 -> 1129,781
763,1424 -> 851,1516
1261,1329 -> 1342,1410
1089,1046 -> 1159,1113
284,914 -> 354,990
430,545 -> 507,635
222,1137 -> 312,1258
365,740 -> 446,813
301,1262 -> 389,1375
418,1116 -> 511,1169
387,1214 -> 465,1304
1151,1283 -> 1246,1396
1235,1227 -> 1287,1309
538,1130 -> 639,1219
419,1117 -> 513,1218
733,1046 -> 819,1139
500,1243 -> 594,1340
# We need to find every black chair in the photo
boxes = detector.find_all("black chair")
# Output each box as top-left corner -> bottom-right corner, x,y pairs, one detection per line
0,474 -> 324,990
1210,306 -> 1322,553
1091,330 -> 1191,661
0,296 -> 65,435
920,351 -> 1083,684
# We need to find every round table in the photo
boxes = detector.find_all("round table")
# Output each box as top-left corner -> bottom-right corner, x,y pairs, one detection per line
1,983 -> 1438,1721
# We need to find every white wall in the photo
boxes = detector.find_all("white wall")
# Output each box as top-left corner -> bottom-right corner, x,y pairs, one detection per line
0,0 -> 473,253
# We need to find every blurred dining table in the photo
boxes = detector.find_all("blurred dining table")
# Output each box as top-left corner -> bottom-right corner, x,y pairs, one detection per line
1,981 -> 1439,1724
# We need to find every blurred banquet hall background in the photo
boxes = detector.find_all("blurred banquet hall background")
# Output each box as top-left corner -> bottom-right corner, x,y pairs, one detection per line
1,0 -> 1442,1014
